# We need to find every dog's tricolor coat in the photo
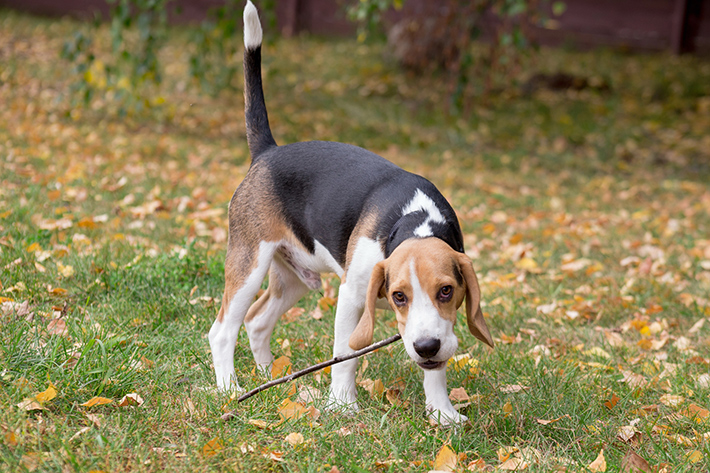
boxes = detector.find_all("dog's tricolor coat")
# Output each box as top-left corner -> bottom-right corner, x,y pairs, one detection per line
209,0 -> 494,425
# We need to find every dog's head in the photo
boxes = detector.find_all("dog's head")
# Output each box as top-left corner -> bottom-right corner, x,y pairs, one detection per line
349,237 -> 493,369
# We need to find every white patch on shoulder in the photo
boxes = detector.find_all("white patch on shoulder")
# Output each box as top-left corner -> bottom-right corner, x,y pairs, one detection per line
401,189 -> 445,237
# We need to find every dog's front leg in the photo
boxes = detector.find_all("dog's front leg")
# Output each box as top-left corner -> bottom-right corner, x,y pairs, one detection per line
423,366 -> 468,426
327,281 -> 364,414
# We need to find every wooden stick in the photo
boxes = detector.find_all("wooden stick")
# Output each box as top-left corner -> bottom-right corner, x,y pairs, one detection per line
220,333 -> 402,421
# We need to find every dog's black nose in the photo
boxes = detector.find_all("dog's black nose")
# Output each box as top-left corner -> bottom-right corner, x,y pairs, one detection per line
413,338 -> 441,359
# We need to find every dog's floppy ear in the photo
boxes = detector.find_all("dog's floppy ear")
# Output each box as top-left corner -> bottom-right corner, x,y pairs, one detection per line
349,261 -> 386,350
456,254 -> 494,348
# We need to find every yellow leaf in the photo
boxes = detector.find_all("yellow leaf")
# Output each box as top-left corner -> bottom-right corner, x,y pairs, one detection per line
202,438 -> 223,457
26,243 -> 41,253
35,383 -> 57,403
318,296 -> 336,310
56,262 -> 74,278
686,450 -> 703,464
515,257 -> 539,271
503,402 -> 513,417
248,419 -> 270,429
81,396 -> 113,407
433,444 -> 457,472
271,356 -> 292,378
588,449 -> 606,472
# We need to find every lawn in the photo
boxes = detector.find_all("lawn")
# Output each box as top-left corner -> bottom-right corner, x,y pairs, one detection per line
1,9 -> 710,472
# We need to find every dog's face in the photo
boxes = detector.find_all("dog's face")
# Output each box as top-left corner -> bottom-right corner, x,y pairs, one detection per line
349,238 -> 493,367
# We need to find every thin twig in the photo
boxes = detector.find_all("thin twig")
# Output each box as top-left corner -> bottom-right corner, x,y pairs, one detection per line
220,334 -> 402,422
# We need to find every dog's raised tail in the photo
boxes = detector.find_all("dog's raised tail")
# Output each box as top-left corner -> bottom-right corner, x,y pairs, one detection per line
243,1 -> 276,159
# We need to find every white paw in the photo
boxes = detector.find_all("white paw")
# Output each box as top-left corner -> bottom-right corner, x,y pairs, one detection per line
428,408 -> 468,427
325,389 -> 360,416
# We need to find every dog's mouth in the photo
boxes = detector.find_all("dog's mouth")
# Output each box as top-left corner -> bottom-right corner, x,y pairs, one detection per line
417,360 -> 445,370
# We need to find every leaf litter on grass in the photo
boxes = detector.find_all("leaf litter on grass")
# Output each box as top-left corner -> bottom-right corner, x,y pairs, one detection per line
1,10 -> 710,473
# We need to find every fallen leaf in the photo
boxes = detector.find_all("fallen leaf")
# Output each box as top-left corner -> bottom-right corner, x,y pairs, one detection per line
35,383 -> 57,403
681,403 -> 709,422
385,388 -> 409,407
69,426 -> 91,441
536,414 -> 570,425
16,399 -> 44,411
499,456 -> 529,470
284,432 -> 304,446
433,444 -> 457,472
118,393 -> 144,407
604,393 -> 620,410
283,307 -> 305,322
358,378 -> 384,399
620,450 -> 651,472
47,318 -> 68,337
588,449 -> 606,472
202,438 -> 223,457
659,394 -> 684,408
248,419 -> 270,429
278,399 -> 310,421
499,384 -> 530,393
271,356 -> 292,378
449,387 -> 469,402
686,450 -> 703,464
81,396 -> 113,407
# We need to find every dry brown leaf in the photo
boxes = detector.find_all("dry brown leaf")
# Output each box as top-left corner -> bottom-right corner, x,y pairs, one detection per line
620,370 -> 647,389
16,398 -> 44,411
659,394 -> 684,408
536,414 -> 570,425
47,319 -> 68,337
282,307 -> 305,322
604,393 -> 620,410
621,450 -> 651,473
358,378 -> 384,399
449,387 -> 469,402
499,384 -> 530,393
682,403 -> 710,421
588,449 -> 606,472
118,393 -> 144,407
433,444 -> 457,472
385,388 -> 409,407
499,457 -> 529,470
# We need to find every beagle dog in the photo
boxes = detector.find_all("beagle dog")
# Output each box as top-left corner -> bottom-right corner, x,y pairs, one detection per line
208,0 -> 494,426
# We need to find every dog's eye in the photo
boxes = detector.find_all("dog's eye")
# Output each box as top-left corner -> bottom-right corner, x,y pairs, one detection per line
392,291 -> 407,306
438,285 -> 453,302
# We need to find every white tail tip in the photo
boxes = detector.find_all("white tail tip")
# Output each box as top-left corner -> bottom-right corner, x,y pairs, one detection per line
244,0 -> 263,50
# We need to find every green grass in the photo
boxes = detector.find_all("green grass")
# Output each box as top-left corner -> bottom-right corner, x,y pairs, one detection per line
2,9 -> 710,472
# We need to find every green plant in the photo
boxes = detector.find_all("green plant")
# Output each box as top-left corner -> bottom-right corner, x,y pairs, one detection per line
61,0 -> 170,113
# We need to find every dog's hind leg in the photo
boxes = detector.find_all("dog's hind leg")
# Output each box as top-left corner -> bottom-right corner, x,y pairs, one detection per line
209,241 -> 278,392
244,255 -> 309,375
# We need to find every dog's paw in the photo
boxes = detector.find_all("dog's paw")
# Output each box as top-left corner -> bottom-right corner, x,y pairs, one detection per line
325,389 -> 360,416
427,408 -> 468,427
